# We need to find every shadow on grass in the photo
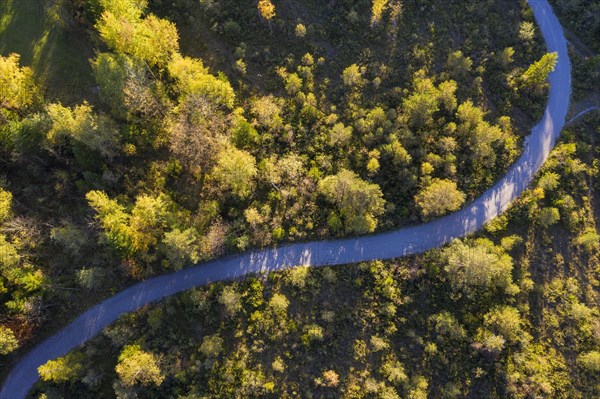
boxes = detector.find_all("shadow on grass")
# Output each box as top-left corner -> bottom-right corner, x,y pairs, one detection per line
0,0 -> 94,104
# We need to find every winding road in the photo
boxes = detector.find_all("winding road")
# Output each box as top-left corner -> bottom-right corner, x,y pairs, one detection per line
0,1 -> 571,397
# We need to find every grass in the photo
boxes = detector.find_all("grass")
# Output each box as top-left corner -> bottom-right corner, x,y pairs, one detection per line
0,0 -> 94,104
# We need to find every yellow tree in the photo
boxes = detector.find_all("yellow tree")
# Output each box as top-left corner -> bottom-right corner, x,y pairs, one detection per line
371,0 -> 389,27
258,0 -> 276,21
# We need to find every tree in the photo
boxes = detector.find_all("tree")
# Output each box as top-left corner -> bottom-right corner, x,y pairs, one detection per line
168,54 -> 235,109
97,11 -> 180,68
161,228 -> 199,269
538,207 -> 560,227
380,355 -> 408,386
251,95 -> 283,129
577,351 -> 600,372
430,312 -> 466,341
415,178 -> 465,218
91,52 -> 136,117
126,194 -> 169,256
219,285 -> 242,317
342,64 -> 366,88
455,101 -> 503,169
115,344 -> 164,386
402,71 -> 440,128
46,102 -> 120,161
446,50 -> 473,79
213,147 -> 258,198
200,334 -> 223,358
520,52 -> 558,91
168,95 -> 227,173
0,53 -> 38,110
329,122 -> 353,146
38,352 -> 84,383
483,306 -> 523,342
444,239 -> 515,297
518,21 -> 535,43
257,0 -> 276,21
319,169 -> 385,234
98,0 -> 148,21
0,326 -> 19,355
371,0 -> 389,27
320,370 -> 340,387
0,189 -> 12,224
86,190 -> 136,255
269,293 -> 289,315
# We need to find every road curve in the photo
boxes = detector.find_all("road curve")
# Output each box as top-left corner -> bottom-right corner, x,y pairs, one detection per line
0,1 -> 570,397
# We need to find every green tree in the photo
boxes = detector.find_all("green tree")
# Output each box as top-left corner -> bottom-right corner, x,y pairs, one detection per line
115,344 -> 164,386
483,306 -> 523,342
46,102 -> 120,161
577,351 -> 600,372
520,52 -> 558,91
91,53 -> 137,117
415,178 -> 465,218
161,228 -> 199,269
444,239 -> 516,297
86,190 -> 136,255
99,0 -> 148,21
38,352 -> 84,383
199,334 -> 223,358
538,207 -> 560,227
0,189 -> 12,223
342,64 -> 366,88
213,147 -> 257,198
269,293 -> 289,315
402,71 -> 440,128
219,285 -> 242,317
0,326 -> 19,355
319,169 -> 385,234
168,54 -> 235,109
97,12 -> 179,67
430,312 -> 466,341
0,54 -> 38,110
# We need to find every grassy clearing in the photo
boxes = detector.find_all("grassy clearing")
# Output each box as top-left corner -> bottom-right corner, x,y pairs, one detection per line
0,0 -> 94,104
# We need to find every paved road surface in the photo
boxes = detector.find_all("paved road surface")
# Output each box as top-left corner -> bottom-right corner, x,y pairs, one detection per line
0,1 -> 571,397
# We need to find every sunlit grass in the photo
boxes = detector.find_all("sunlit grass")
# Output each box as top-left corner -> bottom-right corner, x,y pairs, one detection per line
0,0 -> 94,103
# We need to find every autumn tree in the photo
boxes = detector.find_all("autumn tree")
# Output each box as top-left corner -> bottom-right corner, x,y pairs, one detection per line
257,0 -> 276,21
319,169 -> 385,234
371,0 -> 389,27
415,178 -> 465,218
168,95 -> 228,174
